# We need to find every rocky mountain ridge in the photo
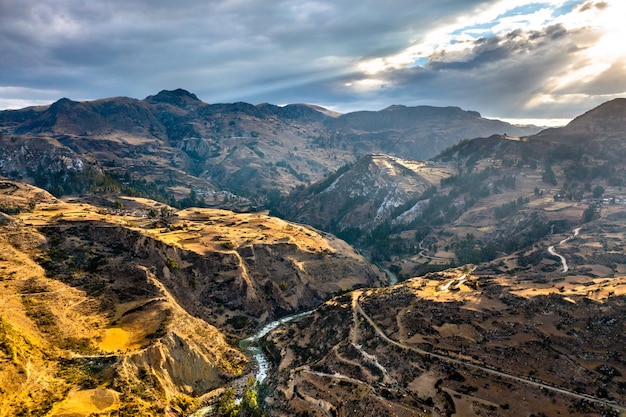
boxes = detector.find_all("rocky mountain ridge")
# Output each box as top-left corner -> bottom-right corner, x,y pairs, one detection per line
0,89 -> 541,202
277,154 -> 455,235
278,98 -> 626,275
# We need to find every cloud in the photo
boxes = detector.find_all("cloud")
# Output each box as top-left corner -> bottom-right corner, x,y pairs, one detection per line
426,24 -> 570,71
338,0 -> 626,118
0,0 -> 625,121
561,58 -> 626,95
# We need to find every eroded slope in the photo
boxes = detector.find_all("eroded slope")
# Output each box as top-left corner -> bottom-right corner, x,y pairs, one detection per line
0,179 -> 384,416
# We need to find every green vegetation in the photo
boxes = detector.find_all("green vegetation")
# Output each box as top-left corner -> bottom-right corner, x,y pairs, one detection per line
58,336 -> 99,355
275,160 -> 308,182
542,164 -> 557,185
360,167 -> 518,262
112,365 -> 167,417
301,162 -> 354,195
592,185 -> 605,198
28,163 -> 120,197
0,316 -> 15,358
225,315 -> 249,330
170,394 -> 197,415
494,196 -> 529,219
165,257 -> 179,270
0,202 -> 35,215
57,357 -> 116,389
582,203 -> 601,223
214,377 -> 268,417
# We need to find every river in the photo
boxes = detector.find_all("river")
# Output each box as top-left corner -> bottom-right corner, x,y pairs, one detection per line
191,264 -> 395,416
239,310 -> 313,383
241,262 -> 397,384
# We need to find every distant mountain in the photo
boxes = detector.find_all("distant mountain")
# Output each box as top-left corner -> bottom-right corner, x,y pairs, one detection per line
0,89 -> 542,203
278,97 -> 626,271
325,104 -> 539,160
438,98 -> 626,163
528,98 -> 626,160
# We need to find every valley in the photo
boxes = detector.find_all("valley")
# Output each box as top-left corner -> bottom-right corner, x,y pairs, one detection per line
0,180 -> 383,416
0,95 -> 625,416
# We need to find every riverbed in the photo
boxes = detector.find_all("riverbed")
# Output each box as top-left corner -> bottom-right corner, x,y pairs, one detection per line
239,310 -> 313,383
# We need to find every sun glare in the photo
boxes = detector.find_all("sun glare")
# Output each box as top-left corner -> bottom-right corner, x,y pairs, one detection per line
351,0 -> 626,120
544,1 -> 626,92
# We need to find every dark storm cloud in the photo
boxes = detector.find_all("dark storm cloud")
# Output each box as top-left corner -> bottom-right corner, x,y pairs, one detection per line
0,0 -> 623,121
0,0 -> 492,100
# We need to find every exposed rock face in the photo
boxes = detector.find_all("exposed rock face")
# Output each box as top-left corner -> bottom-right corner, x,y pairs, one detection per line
278,154 -> 452,234
38,209 -> 385,336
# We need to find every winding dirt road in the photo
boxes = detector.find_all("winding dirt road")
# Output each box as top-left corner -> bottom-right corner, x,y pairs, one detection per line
547,227 -> 581,273
355,297 -> 626,413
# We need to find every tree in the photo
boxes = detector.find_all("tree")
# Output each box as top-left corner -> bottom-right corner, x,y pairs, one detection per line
542,165 -> 557,185
582,203 -> 600,223
214,378 -> 267,417
240,377 -> 263,416
215,387 -> 238,417
592,185 -> 605,199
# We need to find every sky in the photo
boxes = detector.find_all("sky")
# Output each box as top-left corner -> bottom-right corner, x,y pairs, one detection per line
1,0 -> 625,125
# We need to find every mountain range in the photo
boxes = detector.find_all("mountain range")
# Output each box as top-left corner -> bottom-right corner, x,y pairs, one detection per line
0,89 -> 540,203
0,93 -> 625,416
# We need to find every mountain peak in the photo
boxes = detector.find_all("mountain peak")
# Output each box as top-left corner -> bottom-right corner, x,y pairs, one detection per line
49,97 -> 77,109
565,97 -> 626,131
144,88 -> 201,106
383,104 -> 407,111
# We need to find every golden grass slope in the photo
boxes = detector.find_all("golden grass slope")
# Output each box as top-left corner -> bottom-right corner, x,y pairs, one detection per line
0,179 -> 384,416
0,220 -> 247,416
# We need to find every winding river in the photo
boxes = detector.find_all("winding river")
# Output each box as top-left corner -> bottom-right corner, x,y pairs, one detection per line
239,310 -> 313,383
241,263 -> 397,384
242,225 -> 583,386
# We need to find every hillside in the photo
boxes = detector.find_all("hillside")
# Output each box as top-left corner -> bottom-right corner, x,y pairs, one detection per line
0,89 -> 541,203
278,98 -> 626,276
0,179 -> 384,416
276,154 -> 454,236
256,98 -> 626,416
264,265 -> 626,416
324,104 -> 537,160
